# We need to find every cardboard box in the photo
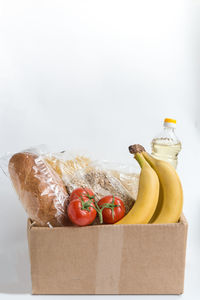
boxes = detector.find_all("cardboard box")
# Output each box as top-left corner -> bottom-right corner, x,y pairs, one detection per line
27,215 -> 188,295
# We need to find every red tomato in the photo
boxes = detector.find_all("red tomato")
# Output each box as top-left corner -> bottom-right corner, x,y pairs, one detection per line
98,196 -> 125,224
70,188 -> 95,202
67,195 -> 97,226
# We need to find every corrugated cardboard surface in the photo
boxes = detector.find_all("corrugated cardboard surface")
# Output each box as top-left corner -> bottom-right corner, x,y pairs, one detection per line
27,215 -> 188,295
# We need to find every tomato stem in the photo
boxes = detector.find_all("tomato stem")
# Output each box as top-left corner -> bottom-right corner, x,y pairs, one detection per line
80,190 -> 120,224
79,195 -> 94,212
94,195 -> 120,224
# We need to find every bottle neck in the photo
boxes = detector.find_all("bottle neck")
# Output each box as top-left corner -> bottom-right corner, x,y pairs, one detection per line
162,126 -> 179,143
163,126 -> 175,132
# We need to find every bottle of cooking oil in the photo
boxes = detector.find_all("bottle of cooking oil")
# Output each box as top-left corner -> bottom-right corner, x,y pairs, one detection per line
151,118 -> 181,169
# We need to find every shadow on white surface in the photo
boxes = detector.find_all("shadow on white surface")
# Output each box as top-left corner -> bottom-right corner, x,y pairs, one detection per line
0,240 -> 31,294
0,164 -> 31,294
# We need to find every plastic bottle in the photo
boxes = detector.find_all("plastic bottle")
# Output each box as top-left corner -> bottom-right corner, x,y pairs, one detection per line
151,118 -> 181,169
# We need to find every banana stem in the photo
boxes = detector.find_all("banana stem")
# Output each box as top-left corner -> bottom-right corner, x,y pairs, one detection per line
134,153 -> 147,168
142,152 -> 154,166
128,144 -> 150,168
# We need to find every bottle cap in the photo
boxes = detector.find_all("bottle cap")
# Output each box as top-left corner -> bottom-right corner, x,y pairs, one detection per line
164,118 -> 176,128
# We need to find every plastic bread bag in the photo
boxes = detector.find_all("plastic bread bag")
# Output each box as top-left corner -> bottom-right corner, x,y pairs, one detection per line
0,146 -> 70,227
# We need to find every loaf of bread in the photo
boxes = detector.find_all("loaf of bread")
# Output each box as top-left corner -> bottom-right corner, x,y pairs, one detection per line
9,152 -> 69,226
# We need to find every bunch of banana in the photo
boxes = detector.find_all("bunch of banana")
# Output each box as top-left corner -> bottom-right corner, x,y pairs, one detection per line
116,144 -> 183,225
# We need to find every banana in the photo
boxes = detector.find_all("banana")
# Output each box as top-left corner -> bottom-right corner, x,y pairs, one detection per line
116,146 -> 159,224
142,151 -> 183,224
149,182 -> 163,223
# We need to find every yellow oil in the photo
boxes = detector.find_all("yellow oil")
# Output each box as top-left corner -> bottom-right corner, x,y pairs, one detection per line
151,139 -> 182,169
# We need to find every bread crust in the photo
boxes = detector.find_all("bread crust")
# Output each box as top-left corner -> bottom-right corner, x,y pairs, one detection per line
9,152 -> 69,226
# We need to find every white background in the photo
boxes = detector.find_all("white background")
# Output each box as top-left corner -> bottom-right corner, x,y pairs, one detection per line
0,0 -> 200,299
